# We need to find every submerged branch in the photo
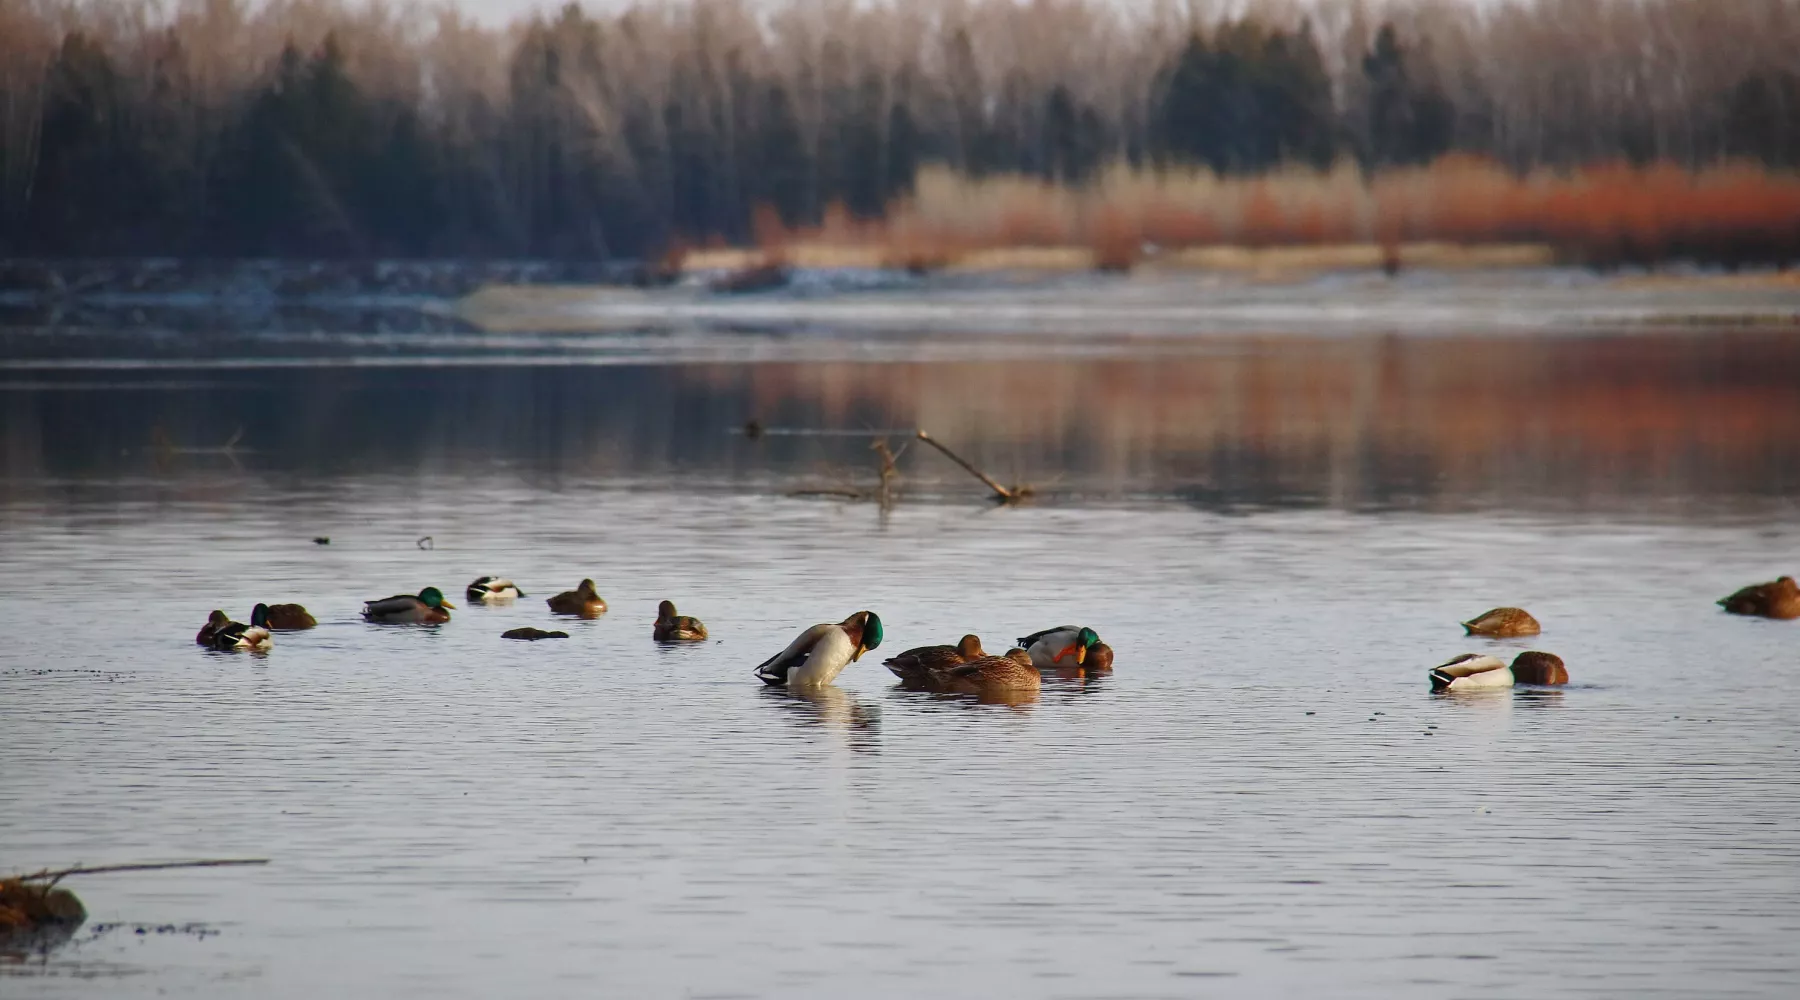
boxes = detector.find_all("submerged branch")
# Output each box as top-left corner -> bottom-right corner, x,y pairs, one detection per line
915,430 -> 1014,501
18,859 -> 270,886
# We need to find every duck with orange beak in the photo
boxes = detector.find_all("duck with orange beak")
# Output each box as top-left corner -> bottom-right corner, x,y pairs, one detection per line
1016,626 -> 1101,669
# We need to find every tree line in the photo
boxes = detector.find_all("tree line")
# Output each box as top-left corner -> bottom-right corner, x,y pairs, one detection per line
0,0 -> 1796,261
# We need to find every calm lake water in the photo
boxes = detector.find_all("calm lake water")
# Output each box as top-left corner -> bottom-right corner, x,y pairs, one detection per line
3,294 -> 1799,997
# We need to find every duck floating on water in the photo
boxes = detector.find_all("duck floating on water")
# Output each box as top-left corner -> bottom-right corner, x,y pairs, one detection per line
196,610 -> 230,645
1430,650 -> 1568,691
755,611 -> 883,688
502,627 -> 568,640
1460,607 -> 1540,637
206,604 -> 273,650
1017,626 -> 1101,668
932,649 -> 1042,696
363,587 -> 453,624
547,579 -> 606,617
885,634 -> 986,687
1716,576 -> 1800,619
653,600 -> 708,641
467,577 -> 525,603
264,604 -> 316,630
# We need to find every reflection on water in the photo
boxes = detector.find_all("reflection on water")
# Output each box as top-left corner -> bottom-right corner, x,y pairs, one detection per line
3,309 -> 1799,998
3,323 -> 1799,511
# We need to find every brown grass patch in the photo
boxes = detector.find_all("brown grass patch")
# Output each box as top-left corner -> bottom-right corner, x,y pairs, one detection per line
746,157 -> 1800,273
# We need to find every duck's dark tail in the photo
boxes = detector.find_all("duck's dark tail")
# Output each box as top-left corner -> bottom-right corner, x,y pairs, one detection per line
1429,669 -> 1454,692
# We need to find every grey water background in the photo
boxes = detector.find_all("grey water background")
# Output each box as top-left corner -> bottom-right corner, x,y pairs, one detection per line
3,294 -> 1799,998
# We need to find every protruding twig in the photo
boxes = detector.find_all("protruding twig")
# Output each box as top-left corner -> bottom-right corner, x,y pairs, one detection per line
18,859 -> 270,888
915,430 -> 1013,501
416,535 -> 434,550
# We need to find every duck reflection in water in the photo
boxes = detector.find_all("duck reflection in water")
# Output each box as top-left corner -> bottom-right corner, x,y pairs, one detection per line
759,685 -> 880,750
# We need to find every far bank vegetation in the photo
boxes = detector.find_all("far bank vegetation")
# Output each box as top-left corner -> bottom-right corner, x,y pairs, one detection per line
0,0 -> 1797,269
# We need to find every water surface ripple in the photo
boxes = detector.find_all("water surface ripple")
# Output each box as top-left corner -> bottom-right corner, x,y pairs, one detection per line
3,483 -> 1798,998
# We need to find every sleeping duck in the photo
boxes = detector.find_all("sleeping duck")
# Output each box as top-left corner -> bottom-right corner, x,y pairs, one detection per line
1717,576 -> 1800,620
467,577 -> 525,603
1460,607 -> 1541,637
1430,650 -> 1569,691
884,634 -> 986,687
1016,626 -> 1101,668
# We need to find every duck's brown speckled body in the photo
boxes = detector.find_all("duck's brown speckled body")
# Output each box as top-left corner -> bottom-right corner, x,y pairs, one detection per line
936,649 -> 1043,695
884,634 -> 986,687
1460,607 -> 1541,637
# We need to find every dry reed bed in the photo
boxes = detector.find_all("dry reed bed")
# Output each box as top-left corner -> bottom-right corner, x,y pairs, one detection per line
752,158 -> 1800,271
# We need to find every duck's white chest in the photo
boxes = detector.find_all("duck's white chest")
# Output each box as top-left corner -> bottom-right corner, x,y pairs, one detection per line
791,629 -> 856,686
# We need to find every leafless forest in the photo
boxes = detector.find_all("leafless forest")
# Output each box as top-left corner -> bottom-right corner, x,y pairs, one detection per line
1,0 -> 1797,263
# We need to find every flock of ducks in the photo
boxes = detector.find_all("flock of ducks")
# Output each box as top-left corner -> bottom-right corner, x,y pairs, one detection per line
1429,575 -> 1797,692
193,574 -> 1797,694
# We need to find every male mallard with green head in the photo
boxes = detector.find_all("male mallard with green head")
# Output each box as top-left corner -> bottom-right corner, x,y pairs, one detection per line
362,587 -> 454,624
937,649 -> 1042,695
207,604 -> 273,650
1430,650 -> 1569,691
1460,607 -> 1540,637
264,604 -> 316,630
885,634 -> 986,687
467,577 -> 525,603
755,611 -> 883,688
1017,626 -> 1101,668
1717,576 -> 1800,619
653,600 -> 708,641
547,579 -> 606,617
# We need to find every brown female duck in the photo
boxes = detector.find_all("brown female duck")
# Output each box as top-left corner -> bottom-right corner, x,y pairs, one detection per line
1717,576 -> 1800,619
1460,607 -> 1540,637
936,649 -> 1043,696
884,634 -> 986,687
653,600 -> 708,641
264,604 -> 317,630
547,579 -> 607,617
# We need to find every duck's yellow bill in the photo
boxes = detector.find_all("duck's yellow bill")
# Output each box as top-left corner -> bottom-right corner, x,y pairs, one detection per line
1074,644 -> 1087,665
852,643 -> 867,662
441,600 -> 457,609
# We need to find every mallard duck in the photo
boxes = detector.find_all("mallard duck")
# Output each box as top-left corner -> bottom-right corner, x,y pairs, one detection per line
1430,650 -> 1569,691
208,604 -> 273,650
467,577 -> 525,602
264,603 -> 316,630
1016,626 -> 1101,668
1055,640 -> 1114,677
1510,651 -> 1569,685
1460,607 -> 1540,637
754,611 -> 883,688
196,609 -> 230,645
502,627 -> 569,640
547,579 -> 606,617
653,600 -> 708,641
936,649 -> 1042,695
885,634 -> 986,687
362,586 -> 453,624
1717,576 -> 1800,619
1429,652 -> 1510,691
